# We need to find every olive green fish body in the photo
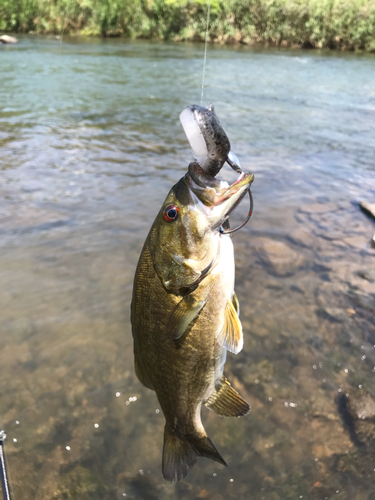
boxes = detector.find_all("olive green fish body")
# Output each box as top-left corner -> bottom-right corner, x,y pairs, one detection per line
132,230 -> 231,423
131,169 -> 253,481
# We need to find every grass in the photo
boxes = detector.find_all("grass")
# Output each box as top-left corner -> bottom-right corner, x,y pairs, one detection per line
0,0 -> 374,51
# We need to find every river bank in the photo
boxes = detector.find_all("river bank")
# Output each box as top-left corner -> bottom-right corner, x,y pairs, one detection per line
1,0 -> 375,52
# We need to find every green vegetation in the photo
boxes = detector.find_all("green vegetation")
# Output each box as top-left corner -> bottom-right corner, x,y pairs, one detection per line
0,0 -> 374,51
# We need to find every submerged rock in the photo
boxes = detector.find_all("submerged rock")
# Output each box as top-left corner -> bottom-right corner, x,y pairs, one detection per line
345,391 -> 375,446
253,238 -> 304,276
359,201 -> 375,220
346,391 -> 375,422
0,35 -> 18,44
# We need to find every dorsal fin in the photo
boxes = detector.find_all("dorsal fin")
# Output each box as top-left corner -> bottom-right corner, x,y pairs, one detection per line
216,298 -> 243,354
205,376 -> 250,417
167,294 -> 207,340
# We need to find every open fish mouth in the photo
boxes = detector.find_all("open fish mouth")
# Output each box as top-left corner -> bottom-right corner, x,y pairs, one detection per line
180,103 -> 254,232
186,161 -> 254,230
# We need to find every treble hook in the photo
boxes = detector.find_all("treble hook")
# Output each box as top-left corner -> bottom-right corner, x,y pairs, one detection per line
0,431 -> 12,500
220,152 -> 254,235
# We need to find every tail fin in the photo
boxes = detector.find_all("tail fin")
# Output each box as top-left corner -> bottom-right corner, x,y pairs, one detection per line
162,426 -> 227,481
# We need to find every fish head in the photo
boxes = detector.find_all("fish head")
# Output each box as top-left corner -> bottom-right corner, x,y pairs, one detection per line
151,162 -> 254,292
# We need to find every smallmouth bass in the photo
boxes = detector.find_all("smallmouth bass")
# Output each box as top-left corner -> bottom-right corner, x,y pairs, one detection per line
131,107 -> 254,481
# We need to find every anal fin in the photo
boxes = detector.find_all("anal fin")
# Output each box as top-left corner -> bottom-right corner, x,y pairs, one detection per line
205,376 -> 250,417
216,298 -> 243,354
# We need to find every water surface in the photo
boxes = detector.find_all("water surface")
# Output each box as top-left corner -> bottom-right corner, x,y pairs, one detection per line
1,36 -> 375,500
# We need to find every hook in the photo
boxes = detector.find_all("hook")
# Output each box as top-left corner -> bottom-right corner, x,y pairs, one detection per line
220,189 -> 253,235
220,153 -> 254,235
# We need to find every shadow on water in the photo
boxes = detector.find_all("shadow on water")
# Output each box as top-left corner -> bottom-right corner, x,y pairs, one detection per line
0,36 -> 375,499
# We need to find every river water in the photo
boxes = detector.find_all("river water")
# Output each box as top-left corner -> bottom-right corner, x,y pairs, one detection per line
0,35 -> 375,500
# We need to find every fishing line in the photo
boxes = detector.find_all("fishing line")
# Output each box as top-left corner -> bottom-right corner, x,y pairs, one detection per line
200,0 -> 211,105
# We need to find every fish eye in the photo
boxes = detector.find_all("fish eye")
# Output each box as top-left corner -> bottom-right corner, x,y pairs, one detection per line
163,204 -> 179,223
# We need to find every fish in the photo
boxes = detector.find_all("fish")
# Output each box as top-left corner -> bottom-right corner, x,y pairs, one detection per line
131,141 -> 254,481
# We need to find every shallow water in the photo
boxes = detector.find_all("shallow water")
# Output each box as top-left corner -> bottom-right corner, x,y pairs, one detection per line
1,35 -> 375,500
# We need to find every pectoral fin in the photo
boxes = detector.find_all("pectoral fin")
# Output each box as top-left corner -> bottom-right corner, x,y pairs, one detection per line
168,294 -> 207,340
216,298 -> 243,354
205,376 -> 250,417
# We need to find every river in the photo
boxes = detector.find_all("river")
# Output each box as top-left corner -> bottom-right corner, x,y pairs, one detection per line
0,35 -> 375,500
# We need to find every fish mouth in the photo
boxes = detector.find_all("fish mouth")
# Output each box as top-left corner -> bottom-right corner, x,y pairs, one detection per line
186,162 -> 254,230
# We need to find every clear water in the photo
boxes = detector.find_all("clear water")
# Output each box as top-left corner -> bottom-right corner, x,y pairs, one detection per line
1,35 -> 375,500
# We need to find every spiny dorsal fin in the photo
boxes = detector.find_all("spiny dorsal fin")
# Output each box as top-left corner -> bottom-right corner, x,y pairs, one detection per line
205,376 -> 250,417
167,294 -> 207,340
216,298 -> 243,354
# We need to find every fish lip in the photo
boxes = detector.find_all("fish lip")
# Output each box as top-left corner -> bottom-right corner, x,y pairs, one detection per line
186,162 -> 254,229
187,162 -> 254,203
212,171 -> 253,207
211,172 -> 253,230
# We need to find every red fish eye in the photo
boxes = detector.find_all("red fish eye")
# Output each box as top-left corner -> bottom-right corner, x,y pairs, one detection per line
163,204 -> 179,222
